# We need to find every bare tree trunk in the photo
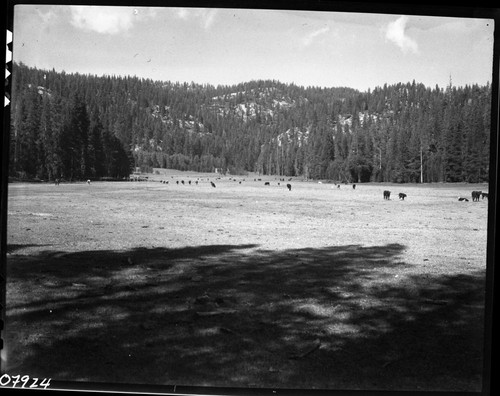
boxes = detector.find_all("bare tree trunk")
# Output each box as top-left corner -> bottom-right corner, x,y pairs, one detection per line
420,144 -> 424,183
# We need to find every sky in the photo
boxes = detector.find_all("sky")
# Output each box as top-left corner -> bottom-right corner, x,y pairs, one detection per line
11,4 -> 495,92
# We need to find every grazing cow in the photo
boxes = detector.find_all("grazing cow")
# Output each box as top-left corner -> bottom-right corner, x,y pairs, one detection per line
211,181 -> 216,188
472,191 -> 482,202
458,197 -> 469,202
265,182 -> 270,186
383,190 -> 391,200
399,193 -> 407,200
353,184 -> 356,189
55,178 -> 60,186
337,184 -> 340,189
188,180 -> 191,185
195,181 -> 198,185
176,180 -> 179,184
482,192 -> 488,200
287,183 -> 292,191
181,180 -> 185,185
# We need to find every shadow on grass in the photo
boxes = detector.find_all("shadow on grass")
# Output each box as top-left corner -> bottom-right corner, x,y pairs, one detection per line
5,243 -> 486,392
6,243 -> 55,253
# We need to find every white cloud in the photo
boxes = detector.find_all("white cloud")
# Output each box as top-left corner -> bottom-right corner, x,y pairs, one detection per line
385,15 -> 419,54
302,26 -> 330,47
172,8 -> 218,30
70,6 -> 147,35
202,9 -> 217,30
174,8 -> 189,20
37,9 -> 57,24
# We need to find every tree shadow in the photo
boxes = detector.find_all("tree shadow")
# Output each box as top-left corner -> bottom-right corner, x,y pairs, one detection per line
6,243 -> 55,253
5,243 -> 486,392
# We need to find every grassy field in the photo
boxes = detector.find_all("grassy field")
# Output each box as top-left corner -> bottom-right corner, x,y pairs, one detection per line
4,171 -> 490,391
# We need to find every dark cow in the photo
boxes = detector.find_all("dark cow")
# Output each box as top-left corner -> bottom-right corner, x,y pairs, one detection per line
287,183 -> 292,191
337,184 -> 340,189
458,197 -> 469,202
55,178 -> 60,186
482,192 -> 488,200
176,180 -> 179,184
195,181 -> 198,185
211,181 -> 216,188
181,180 -> 185,185
353,184 -> 356,189
472,191 -> 482,202
383,190 -> 391,200
265,182 -> 270,186
399,193 -> 407,200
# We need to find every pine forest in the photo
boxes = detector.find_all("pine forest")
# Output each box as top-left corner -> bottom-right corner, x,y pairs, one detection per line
8,62 -> 492,184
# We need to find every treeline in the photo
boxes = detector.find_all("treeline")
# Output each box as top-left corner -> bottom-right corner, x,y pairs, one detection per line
9,62 -> 491,183
10,67 -> 132,181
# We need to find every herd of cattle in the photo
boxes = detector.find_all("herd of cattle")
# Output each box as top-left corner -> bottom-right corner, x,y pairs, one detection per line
54,175 -> 489,202
154,177 -> 489,202
154,177 -> 295,191
459,191 -> 489,202
383,189 -> 488,202
382,190 -> 407,200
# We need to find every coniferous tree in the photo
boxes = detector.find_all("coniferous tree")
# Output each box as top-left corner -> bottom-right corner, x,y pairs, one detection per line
60,93 -> 90,180
88,105 -> 106,178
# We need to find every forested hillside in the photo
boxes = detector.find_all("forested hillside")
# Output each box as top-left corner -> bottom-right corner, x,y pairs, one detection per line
9,62 -> 491,183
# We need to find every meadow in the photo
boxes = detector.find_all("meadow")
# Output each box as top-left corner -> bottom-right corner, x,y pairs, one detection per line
4,170 -> 490,391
